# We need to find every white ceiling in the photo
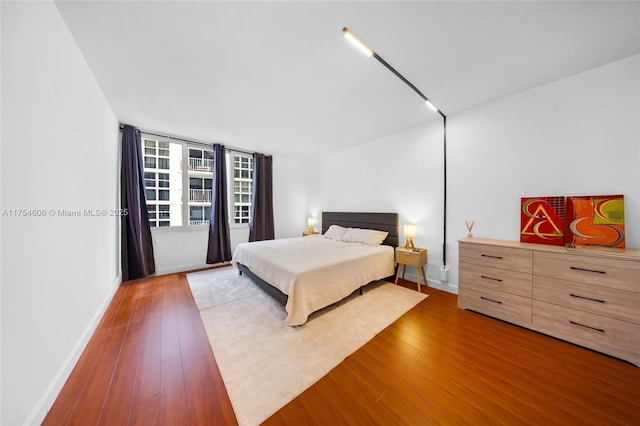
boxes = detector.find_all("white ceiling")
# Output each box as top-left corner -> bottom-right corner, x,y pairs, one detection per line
54,1 -> 640,158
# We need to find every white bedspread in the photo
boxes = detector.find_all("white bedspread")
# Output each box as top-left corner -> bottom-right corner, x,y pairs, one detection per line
232,235 -> 395,326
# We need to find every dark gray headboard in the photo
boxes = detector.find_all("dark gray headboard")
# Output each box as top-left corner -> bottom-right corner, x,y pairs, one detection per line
321,212 -> 399,247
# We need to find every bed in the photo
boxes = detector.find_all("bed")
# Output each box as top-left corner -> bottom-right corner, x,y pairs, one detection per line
232,212 -> 399,326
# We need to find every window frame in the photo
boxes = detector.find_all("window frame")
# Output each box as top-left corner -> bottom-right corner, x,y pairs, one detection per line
228,151 -> 254,227
140,133 -> 254,233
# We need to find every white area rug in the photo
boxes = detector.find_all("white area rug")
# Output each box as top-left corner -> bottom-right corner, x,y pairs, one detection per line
187,266 -> 427,426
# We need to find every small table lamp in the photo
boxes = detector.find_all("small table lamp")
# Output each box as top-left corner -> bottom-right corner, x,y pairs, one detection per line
404,224 -> 416,250
307,217 -> 316,234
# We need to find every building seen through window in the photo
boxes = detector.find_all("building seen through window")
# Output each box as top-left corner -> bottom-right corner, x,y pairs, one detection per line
141,136 -> 254,228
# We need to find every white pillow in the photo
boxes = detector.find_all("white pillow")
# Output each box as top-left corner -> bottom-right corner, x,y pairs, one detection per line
341,228 -> 388,246
324,224 -> 349,241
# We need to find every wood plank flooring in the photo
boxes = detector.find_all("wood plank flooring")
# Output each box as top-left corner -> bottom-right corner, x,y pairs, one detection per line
43,268 -> 640,425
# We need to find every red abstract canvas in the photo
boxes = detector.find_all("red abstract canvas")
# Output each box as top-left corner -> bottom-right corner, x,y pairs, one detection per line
520,196 -> 566,246
566,194 -> 625,248
520,195 -> 625,248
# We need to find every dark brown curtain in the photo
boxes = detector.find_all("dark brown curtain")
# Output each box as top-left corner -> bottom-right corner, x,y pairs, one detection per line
206,144 -> 232,263
249,153 -> 274,242
121,124 -> 155,281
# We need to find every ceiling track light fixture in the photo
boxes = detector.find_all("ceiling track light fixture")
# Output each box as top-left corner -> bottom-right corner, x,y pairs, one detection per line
342,27 -> 449,273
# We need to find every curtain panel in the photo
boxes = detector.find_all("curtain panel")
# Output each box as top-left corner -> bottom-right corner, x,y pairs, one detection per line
206,144 -> 232,263
120,124 -> 155,281
249,153 -> 275,242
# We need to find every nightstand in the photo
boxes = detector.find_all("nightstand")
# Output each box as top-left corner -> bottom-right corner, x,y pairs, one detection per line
395,247 -> 428,291
302,231 -> 319,237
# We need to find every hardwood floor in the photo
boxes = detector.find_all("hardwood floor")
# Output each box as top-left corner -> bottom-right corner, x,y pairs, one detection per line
44,268 -> 640,425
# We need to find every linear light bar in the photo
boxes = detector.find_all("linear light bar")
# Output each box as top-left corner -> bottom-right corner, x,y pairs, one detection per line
342,26 -> 449,271
425,99 -> 439,112
342,27 -> 373,57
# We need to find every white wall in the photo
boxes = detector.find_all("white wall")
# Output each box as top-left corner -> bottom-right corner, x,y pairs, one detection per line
448,54 -> 639,287
152,153 -> 309,274
311,54 -> 640,292
1,2 -> 120,425
313,121 -> 448,289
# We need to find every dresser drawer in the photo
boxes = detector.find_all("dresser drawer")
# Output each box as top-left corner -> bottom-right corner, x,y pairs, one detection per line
533,276 -> 640,324
459,284 -> 531,327
459,242 -> 532,273
460,262 -> 532,298
532,300 -> 640,365
534,251 -> 639,292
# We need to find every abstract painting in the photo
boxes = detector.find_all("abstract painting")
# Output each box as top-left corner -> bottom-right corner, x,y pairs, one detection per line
520,195 -> 625,248
520,196 -> 566,246
566,194 -> 625,248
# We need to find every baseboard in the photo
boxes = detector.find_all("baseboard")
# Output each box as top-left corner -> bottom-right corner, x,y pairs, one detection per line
26,273 -> 122,425
401,270 -> 458,294
152,262 -> 212,276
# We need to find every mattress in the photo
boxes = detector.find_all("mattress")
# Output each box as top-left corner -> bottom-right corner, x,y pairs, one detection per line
232,235 -> 395,325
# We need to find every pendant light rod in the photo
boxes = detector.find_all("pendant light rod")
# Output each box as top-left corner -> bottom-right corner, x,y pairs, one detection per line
343,26 -> 448,268
371,52 -> 446,119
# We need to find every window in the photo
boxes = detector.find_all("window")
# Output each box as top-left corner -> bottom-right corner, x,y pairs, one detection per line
188,148 -> 214,172
187,147 -> 214,226
141,135 -> 254,228
142,137 -> 183,227
189,205 -> 212,226
148,205 -> 171,227
145,172 -> 170,201
233,154 -> 253,224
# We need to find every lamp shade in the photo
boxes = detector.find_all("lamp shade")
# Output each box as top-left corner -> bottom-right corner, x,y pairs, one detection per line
404,224 -> 417,238
308,217 -> 316,227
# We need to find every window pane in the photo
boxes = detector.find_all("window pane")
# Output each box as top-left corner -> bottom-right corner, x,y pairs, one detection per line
158,158 -> 170,170
190,206 -> 202,220
232,153 -> 253,226
189,178 -> 202,189
141,137 -> 183,227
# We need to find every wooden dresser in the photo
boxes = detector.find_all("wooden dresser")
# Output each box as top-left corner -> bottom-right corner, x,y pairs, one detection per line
458,238 -> 640,366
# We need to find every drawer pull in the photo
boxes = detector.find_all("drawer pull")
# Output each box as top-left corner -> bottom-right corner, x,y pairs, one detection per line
480,296 -> 502,304
481,254 -> 503,260
569,293 -> 605,304
569,320 -> 605,333
570,266 -> 606,275
481,275 -> 503,282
